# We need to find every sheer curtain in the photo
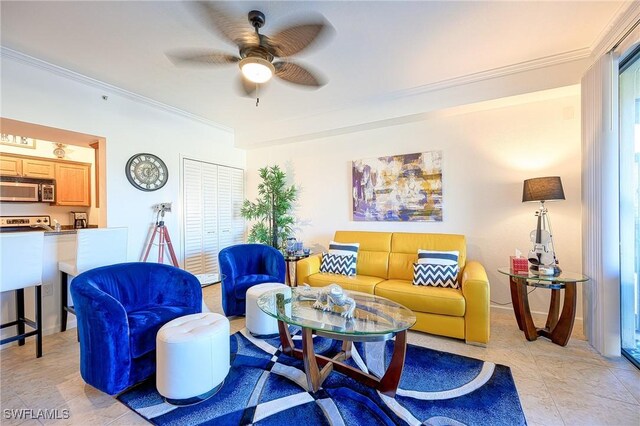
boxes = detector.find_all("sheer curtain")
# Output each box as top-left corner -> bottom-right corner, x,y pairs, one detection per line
581,17 -> 640,357
581,53 -> 620,357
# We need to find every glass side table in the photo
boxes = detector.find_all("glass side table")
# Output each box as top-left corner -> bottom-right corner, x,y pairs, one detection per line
497,268 -> 589,346
283,253 -> 310,287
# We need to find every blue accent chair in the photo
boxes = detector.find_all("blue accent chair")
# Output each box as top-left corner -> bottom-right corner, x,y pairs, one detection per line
70,262 -> 202,395
218,244 -> 286,316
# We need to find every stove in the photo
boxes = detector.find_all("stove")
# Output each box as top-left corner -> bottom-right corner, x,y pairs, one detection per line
0,215 -> 52,232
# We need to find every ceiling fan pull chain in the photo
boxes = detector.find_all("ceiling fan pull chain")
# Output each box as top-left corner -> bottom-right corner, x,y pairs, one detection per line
256,83 -> 260,107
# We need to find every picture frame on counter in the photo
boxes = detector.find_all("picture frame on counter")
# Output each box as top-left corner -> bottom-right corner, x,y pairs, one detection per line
1,134 -> 36,149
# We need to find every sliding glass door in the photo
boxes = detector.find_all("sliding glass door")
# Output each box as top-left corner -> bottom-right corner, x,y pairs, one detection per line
620,49 -> 640,367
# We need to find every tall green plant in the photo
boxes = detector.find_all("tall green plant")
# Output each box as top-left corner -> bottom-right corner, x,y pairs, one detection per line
241,165 -> 297,249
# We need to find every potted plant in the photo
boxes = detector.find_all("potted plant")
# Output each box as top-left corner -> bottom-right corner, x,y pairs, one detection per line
241,165 -> 297,250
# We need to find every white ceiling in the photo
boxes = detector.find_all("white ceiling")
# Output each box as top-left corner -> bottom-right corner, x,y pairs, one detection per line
0,1 -> 627,146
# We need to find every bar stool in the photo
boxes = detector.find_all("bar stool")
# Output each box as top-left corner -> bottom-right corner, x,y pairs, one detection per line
0,232 -> 45,357
59,227 -> 128,332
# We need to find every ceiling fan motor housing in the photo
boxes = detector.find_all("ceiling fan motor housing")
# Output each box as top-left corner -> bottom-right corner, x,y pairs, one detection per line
248,10 -> 266,29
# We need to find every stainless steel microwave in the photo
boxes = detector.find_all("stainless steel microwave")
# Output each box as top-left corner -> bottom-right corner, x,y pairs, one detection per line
0,177 -> 55,203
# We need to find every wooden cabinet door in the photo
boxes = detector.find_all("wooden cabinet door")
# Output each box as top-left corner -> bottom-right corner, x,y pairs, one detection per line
54,163 -> 91,206
0,156 -> 22,176
22,158 -> 55,178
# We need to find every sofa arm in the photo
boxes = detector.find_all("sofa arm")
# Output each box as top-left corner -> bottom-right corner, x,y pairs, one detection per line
461,261 -> 490,345
297,254 -> 322,285
70,280 -> 132,395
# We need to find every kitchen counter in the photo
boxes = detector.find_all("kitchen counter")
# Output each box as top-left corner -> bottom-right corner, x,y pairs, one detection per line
44,225 -> 99,236
0,225 -> 99,235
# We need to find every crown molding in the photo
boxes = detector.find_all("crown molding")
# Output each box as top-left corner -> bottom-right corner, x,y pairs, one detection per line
590,1 -> 640,59
383,48 -> 591,100
0,47 -> 234,134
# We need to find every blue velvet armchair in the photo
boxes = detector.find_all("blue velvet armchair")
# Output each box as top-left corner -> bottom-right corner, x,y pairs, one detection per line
218,244 -> 286,316
70,262 -> 202,395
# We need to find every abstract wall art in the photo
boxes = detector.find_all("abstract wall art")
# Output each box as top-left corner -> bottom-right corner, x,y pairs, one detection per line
352,151 -> 443,221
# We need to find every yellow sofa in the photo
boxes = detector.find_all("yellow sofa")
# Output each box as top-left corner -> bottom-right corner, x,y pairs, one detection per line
297,231 -> 490,344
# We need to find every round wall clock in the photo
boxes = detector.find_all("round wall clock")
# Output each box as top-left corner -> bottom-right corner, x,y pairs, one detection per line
125,153 -> 168,191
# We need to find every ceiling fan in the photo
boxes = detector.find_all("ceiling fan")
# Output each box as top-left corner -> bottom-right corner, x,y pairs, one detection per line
168,2 -> 333,105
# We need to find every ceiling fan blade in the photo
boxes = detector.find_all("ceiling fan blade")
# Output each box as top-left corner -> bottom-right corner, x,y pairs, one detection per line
237,75 -> 257,97
167,49 -> 240,66
267,18 -> 332,57
274,61 -> 325,87
192,1 -> 259,48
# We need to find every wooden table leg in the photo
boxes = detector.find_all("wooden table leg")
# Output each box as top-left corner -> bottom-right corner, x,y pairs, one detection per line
378,330 -> 407,397
301,328 -> 333,392
550,283 -> 576,346
545,288 -> 561,331
277,319 -> 295,355
515,278 -> 538,341
509,277 -> 524,331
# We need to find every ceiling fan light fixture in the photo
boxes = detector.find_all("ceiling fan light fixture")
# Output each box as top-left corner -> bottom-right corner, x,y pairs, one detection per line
239,57 -> 275,83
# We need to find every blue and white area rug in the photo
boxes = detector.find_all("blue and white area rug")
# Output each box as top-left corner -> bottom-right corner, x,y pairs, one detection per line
118,329 -> 526,425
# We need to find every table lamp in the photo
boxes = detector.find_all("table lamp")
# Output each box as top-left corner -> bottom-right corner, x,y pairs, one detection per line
522,176 -> 565,275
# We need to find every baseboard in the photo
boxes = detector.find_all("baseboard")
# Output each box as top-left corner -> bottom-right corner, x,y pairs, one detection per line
491,304 -> 583,321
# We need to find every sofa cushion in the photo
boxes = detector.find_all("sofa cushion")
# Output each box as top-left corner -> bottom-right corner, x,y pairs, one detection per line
328,241 -> 360,258
334,231 -> 391,279
234,274 -> 282,299
388,233 -> 466,281
128,305 -> 195,358
304,273 -> 384,294
374,279 -> 466,317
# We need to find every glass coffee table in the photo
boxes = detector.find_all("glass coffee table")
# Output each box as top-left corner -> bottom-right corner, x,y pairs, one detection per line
257,287 -> 416,397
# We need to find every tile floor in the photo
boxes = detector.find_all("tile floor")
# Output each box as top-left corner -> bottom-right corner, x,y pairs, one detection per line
1,284 -> 639,425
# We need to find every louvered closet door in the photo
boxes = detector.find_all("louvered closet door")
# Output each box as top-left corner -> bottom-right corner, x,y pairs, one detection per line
217,166 -> 234,251
202,162 -> 219,274
231,168 -> 245,244
183,159 -> 204,274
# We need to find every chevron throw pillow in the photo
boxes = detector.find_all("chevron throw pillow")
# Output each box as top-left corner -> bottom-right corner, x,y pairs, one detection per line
417,249 -> 459,266
320,253 -> 357,276
413,263 -> 459,288
329,241 -> 360,259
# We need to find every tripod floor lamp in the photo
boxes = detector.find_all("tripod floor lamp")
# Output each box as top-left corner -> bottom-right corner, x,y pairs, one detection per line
523,176 -> 565,276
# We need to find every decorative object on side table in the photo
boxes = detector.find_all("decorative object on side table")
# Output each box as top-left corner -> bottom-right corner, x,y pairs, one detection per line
125,153 -> 168,191
522,176 -> 565,275
498,267 -> 589,346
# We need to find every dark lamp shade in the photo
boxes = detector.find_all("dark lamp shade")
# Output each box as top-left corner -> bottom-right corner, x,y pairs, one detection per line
522,176 -> 565,202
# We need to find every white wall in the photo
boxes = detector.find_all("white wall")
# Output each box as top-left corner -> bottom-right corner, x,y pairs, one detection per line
0,138 -> 100,226
245,86 -> 583,317
1,56 -> 245,335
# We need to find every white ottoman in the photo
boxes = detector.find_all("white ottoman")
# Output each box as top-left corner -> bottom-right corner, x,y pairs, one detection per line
246,283 -> 291,337
156,313 -> 230,405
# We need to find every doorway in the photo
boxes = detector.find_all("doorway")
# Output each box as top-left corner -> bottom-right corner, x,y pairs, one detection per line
619,47 -> 640,368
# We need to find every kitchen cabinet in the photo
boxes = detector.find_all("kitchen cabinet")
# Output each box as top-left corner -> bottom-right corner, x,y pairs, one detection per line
0,153 -> 91,207
22,158 -> 55,178
54,163 -> 91,207
0,154 -> 55,178
0,156 -> 23,176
